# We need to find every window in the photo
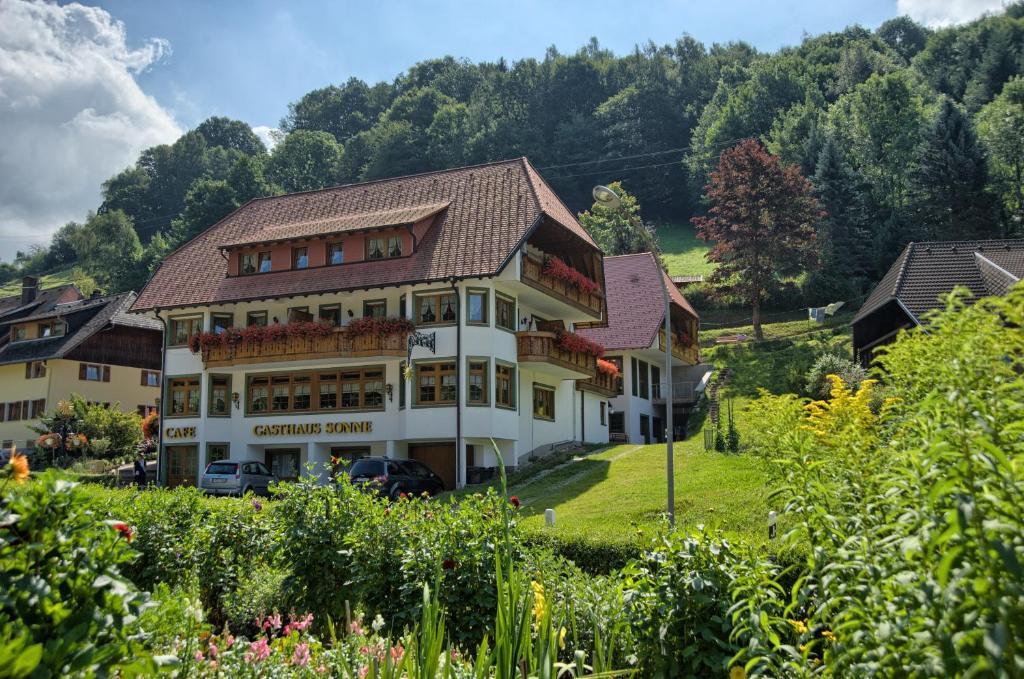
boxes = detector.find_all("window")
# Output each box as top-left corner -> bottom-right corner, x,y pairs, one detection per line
388,236 -> 402,258
209,375 -> 231,416
415,292 -> 457,326
532,385 -> 555,420
328,243 -> 344,265
399,295 -> 407,318
168,377 -> 200,416
651,365 -> 661,399
319,304 -> 341,326
600,401 -> 607,425
631,357 -> 638,397
8,402 -> 23,421
169,316 -> 203,346
287,306 -> 312,322
292,247 -> 309,269
79,363 -> 109,382
496,295 -> 516,332
398,362 -> 406,408
363,300 -> 386,318
207,443 -> 230,465
30,399 -> 45,418
258,251 -> 272,273
211,313 -> 233,333
11,326 -> 26,342
367,238 -> 385,260
246,311 -> 268,327
38,320 -> 65,338
416,362 -> 456,405
638,360 -> 650,400
467,360 -> 488,405
247,368 -> 386,415
240,253 -> 257,275
496,363 -> 516,409
25,361 -> 46,379
467,290 -> 488,325
141,370 -> 160,387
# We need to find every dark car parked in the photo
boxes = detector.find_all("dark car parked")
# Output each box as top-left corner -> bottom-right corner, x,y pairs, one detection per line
347,457 -> 444,499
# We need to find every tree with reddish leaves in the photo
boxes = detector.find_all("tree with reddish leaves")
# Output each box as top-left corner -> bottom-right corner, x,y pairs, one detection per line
692,139 -> 823,340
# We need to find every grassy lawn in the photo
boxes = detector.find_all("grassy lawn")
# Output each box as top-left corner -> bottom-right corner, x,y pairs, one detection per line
510,437 -> 771,548
655,223 -> 715,277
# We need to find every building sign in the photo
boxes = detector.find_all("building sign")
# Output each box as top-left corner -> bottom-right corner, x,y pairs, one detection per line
252,421 -> 373,437
165,426 -> 197,439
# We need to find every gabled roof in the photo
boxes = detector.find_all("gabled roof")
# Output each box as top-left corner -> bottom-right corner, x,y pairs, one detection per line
577,252 -> 698,351
131,158 -> 599,312
0,292 -> 160,366
0,283 -> 81,322
853,239 -> 1024,325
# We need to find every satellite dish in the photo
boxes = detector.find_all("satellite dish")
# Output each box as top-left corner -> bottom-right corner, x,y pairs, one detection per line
592,185 -> 621,209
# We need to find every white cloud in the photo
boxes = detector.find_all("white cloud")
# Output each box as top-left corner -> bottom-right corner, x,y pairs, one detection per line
0,0 -> 180,258
896,0 -> 1007,27
252,125 -> 281,151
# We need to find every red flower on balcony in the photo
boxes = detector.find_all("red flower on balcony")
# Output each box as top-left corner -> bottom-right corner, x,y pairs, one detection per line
188,321 -> 334,354
555,330 -> 605,358
596,358 -> 620,377
542,256 -> 600,296
344,316 -> 415,339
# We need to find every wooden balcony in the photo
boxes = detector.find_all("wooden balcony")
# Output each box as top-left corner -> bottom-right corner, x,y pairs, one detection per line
658,330 -> 700,365
202,329 -> 408,367
521,254 -> 603,318
516,331 -> 596,380
576,369 -> 619,397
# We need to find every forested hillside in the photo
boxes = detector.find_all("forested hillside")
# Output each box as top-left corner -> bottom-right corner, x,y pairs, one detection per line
4,5 -> 1023,305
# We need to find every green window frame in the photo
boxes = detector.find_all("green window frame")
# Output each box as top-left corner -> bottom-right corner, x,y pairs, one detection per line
168,316 -> 203,347
466,289 -> 488,325
166,375 -> 201,417
495,294 -> 516,332
208,374 -> 232,417
206,443 -> 230,465
211,313 -> 233,333
363,299 -> 387,318
495,362 -> 516,410
532,384 -> 555,421
414,360 -> 457,406
467,358 -> 489,405
414,291 -> 458,327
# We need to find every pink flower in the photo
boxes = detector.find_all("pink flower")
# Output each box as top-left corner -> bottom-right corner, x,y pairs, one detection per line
246,638 -> 271,662
359,666 -> 369,679
224,634 -> 234,648
390,644 -> 404,662
350,620 -> 364,635
509,495 -> 521,509
209,660 -> 218,670
292,643 -> 311,667
317,665 -> 329,675
283,612 -> 314,635
208,642 -> 219,659
194,650 -> 204,662
264,612 -> 282,632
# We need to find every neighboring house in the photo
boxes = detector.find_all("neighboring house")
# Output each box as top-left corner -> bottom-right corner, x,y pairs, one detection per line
853,239 -> 1024,365
577,253 -> 705,445
130,158 -> 612,489
0,278 -> 163,453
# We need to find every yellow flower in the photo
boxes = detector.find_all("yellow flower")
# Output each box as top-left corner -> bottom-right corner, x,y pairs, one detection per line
821,629 -> 836,643
57,400 -> 73,417
788,619 -> 809,635
402,365 -> 414,382
531,581 -> 545,624
729,666 -> 747,679
8,451 -> 29,483
558,626 -> 566,650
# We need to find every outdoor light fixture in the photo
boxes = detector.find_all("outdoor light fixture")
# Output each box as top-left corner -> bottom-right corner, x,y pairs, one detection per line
231,392 -> 240,409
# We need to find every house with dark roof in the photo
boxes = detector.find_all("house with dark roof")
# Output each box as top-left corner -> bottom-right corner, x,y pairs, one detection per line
576,253 -> 704,444
852,239 -> 1024,365
130,158 -> 613,489
0,278 -> 163,452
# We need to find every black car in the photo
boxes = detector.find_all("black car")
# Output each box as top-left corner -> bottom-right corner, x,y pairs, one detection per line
347,457 -> 445,499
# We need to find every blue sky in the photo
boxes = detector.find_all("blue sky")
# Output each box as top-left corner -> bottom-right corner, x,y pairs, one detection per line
97,0 -> 903,131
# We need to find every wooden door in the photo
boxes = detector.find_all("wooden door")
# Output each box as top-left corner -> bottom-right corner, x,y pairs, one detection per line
409,442 -> 456,490
166,445 -> 198,487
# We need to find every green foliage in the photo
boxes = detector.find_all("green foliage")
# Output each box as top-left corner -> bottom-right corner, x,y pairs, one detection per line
34,394 -> 143,459
266,129 -> 344,193
577,181 -> 660,256
803,352 -> 867,398
69,209 -> 143,293
977,75 -> 1024,231
0,473 -> 154,677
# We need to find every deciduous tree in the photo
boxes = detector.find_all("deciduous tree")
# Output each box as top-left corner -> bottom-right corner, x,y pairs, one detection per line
578,181 -> 660,256
692,139 -> 822,339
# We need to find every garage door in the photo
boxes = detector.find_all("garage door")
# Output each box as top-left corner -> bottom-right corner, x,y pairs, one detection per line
409,442 -> 457,490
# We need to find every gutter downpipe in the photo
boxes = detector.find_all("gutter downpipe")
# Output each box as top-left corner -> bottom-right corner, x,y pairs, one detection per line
155,308 -> 168,487
449,278 -> 464,488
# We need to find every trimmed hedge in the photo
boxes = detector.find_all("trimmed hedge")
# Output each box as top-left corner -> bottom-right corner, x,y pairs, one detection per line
524,530 -> 642,575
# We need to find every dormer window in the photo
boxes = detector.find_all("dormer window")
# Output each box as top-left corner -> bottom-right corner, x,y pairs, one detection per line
367,238 -> 385,260
258,252 -> 272,273
328,243 -> 344,265
292,247 -> 308,269
38,320 -> 64,338
388,236 -> 402,258
240,253 -> 256,275
11,326 -> 27,342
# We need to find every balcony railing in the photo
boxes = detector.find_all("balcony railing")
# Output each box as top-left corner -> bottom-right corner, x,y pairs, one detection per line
201,329 -> 409,367
521,254 -> 603,317
658,330 -> 700,365
516,331 -> 596,378
651,380 -> 705,404
576,369 -> 619,396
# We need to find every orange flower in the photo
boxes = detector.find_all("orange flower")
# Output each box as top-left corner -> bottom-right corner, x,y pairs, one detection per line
8,452 -> 29,483
111,521 -> 134,542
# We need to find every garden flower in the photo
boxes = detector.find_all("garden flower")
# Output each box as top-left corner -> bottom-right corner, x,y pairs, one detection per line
110,521 -> 134,542
252,498 -> 263,511
509,495 -> 521,508
246,638 -> 271,662
730,667 -> 747,679
359,666 -> 369,679
291,642 -> 310,666
442,558 -> 456,570
372,614 -> 385,633
224,634 -> 234,648
558,626 -> 567,649
285,613 -> 314,634
399,492 -> 407,499
208,641 -> 218,659
265,612 -> 282,631
531,581 -> 545,623
194,650 -> 204,662
390,644 -> 404,662
788,619 -> 809,634
7,452 -> 29,483
822,629 -> 836,643
350,620 -> 363,635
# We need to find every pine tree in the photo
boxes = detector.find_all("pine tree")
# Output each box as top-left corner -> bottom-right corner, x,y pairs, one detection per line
912,98 -> 996,241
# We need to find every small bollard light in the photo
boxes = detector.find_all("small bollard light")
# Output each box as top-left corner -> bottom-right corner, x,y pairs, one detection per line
545,508 -> 556,528
768,511 -> 777,540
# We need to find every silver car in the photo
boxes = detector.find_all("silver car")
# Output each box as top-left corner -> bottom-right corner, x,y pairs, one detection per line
200,459 -> 276,497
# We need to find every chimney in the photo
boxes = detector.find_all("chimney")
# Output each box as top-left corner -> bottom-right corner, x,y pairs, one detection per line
21,276 -> 38,306
90,290 -> 103,300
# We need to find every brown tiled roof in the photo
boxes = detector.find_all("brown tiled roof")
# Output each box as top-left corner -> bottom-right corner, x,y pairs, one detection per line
220,202 -> 451,248
577,253 -> 698,351
132,158 -> 599,312
853,239 -> 1024,325
0,283 -> 81,322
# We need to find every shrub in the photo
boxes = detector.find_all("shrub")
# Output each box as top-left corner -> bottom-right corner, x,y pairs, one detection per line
0,472 -> 155,676
221,566 -> 290,636
523,531 -> 641,575
803,352 -> 866,398
34,395 -> 143,459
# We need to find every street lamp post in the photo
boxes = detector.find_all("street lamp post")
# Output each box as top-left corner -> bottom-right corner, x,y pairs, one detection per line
592,185 -> 675,528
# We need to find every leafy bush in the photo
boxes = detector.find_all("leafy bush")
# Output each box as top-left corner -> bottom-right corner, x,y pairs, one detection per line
803,352 -> 866,398
221,566 -> 290,636
34,395 -> 143,459
0,472 -> 155,676
523,531 -> 641,575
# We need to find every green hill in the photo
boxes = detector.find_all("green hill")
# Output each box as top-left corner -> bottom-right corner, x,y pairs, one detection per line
656,224 -> 714,277
0,268 -> 95,297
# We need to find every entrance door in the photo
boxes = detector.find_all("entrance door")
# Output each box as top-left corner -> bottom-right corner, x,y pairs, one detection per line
266,449 -> 301,481
640,415 -> 650,444
166,445 -> 198,487
409,442 -> 457,490
653,417 -> 663,444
